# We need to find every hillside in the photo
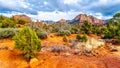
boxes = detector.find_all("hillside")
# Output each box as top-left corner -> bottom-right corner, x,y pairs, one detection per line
70,14 -> 106,25
12,15 -> 32,23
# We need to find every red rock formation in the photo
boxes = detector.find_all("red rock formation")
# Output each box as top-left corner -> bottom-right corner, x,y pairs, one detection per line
57,19 -> 67,23
13,14 -> 32,23
72,14 -> 106,25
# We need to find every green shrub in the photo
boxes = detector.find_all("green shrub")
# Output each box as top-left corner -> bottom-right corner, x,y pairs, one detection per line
63,35 -> 68,42
70,26 -> 79,34
0,28 -> 19,39
104,30 -> 113,39
80,20 -> 93,34
0,18 -> 16,28
51,27 -> 60,33
14,27 -> 41,61
76,34 -> 82,41
81,35 -> 88,42
36,31 -> 47,39
76,34 -> 88,42
51,23 -> 71,33
57,30 -> 71,36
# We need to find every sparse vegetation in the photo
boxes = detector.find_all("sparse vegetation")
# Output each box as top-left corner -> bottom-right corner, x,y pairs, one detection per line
14,26 -> 41,61
0,28 -> 19,39
49,45 -> 70,53
81,35 -> 88,42
80,20 -> 93,34
76,34 -> 88,42
36,31 -> 48,39
0,15 -> 16,28
57,29 -> 71,36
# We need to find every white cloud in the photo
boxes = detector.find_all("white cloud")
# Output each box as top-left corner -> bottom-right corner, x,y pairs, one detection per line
91,0 -> 120,6
43,1 -> 48,5
0,0 -> 120,19
99,0 -> 107,5
36,11 -> 83,21
0,0 -> 37,14
0,0 -> 28,9
0,11 -> 28,17
63,0 -> 79,4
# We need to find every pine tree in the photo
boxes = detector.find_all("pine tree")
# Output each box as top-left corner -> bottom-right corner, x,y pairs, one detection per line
14,26 -> 41,61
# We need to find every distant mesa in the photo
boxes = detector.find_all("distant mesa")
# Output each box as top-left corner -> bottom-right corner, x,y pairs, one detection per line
70,14 -> 106,25
57,19 -> 67,23
12,14 -> 107,25
12,14 -> 32,23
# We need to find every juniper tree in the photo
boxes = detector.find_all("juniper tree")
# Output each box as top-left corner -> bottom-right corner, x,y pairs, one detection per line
14,26 -> 41,61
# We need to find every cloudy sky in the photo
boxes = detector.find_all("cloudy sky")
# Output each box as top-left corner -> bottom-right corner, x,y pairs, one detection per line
0,0 -> 120,21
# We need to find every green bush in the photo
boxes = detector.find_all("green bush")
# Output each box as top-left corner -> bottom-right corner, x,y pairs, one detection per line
80,20 -> 93,34
76,34 -> 88,42
63,35 -> 68,42
0,18 -> 16,28
50,23 -> 71,33
14,26 -> 41,61
76,34 -> 82,41
71,26 -> 79,34
57,30 -> 71,36
0,28 -> 19,39
81,35 -> 88,42
104,30 -> 113,39
36,31 -> 47,39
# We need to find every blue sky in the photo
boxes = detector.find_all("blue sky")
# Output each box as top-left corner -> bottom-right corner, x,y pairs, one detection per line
0,0 -> 120,21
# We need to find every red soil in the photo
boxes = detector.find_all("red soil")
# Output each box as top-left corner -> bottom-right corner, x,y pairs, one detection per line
31,51 -> 120,68
0,34 -> 120,68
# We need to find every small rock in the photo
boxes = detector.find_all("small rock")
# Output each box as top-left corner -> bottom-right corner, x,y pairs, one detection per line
74,49 -> 81,55
65,52 -> 71,57
84,53 -> 93,57
30,58 -> 39,64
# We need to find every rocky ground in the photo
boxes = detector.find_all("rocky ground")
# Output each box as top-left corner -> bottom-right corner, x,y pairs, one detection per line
0,34 -> 120,68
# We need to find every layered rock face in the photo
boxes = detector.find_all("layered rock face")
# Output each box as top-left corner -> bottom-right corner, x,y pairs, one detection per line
13,15 -> 32,23
71,14 -> 106,25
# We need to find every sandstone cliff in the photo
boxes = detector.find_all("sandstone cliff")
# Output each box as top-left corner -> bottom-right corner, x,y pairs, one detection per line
13,15 -> 32,23
71,14 -> 106,25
